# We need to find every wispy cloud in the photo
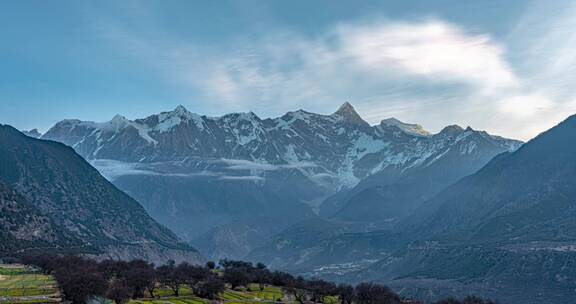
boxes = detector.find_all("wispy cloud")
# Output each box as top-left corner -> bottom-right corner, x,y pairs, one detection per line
175,19 -> 520,116
91,159 -> 278,183
220,158 -> 316,171
218,175 -> 265,181
91,159 -> 218,180
93,9 -> 576,141
336,20 -> 518,92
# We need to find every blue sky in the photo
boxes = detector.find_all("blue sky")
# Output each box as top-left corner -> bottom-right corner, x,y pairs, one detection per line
1,0 -> 576,140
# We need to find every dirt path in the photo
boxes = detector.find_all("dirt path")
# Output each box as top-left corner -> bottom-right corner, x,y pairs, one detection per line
0,275 -> 6,281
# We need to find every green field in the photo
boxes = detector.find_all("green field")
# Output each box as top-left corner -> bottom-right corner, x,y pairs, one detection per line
0,264 -> 59,303
244,285 -> 284,301
130,284 -> 286,304
150,286 -> 195,298
130,296 -> 208,304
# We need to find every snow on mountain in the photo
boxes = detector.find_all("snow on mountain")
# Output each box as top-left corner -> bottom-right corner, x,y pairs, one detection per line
379,118 -> 431,137
320,121 -> 524,221
153,105 -> 206,132
42,103 -> 522,190
21,128 -> 42,138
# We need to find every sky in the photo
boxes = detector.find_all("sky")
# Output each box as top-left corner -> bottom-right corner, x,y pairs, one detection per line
1,0 -> 576,140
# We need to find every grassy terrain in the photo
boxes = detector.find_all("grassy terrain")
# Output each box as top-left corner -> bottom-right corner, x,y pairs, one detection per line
245,284 -> 284,301
151,286 -> 196,298
0,264 -> 59,303
131,284 -> 286,303
0,266 -> 26,276
130,296 -> 208,304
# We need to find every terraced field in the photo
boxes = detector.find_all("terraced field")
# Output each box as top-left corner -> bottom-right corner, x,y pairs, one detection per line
0,265 -> 59,303
245,285 -> 284,301
130,284 -> 285,304
130,296 -> 208,304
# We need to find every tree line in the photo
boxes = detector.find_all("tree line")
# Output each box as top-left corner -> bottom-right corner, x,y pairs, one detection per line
21,255 -> 496,304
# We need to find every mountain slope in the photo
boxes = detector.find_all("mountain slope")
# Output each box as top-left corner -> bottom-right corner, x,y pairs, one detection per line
0,182 -> 82,256
323,126 -> 521,221
0,124 -> 202,264
410,114 -> 576,243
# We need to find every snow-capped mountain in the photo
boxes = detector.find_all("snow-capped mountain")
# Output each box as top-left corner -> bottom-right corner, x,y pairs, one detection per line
320,124 -> 524,221
42,102 -> 520,189
42,103 -> 522,259
44,103 -> 384,187
378,118 -> 430,137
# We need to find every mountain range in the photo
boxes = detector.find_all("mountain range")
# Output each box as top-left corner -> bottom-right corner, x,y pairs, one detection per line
39,103 -> 521,259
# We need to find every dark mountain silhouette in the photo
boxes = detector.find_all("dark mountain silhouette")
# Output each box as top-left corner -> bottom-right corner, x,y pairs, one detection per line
0,124 -> 202,264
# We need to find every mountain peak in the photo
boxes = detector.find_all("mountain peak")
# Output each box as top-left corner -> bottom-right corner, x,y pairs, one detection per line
335,101 -> 355,113
21,128 -> 42,138
173,105 -> 189,114
106,114 -> 130,130
439,125 -> 465,136
332,102 -> 369,126
165,105 -> 194,119
111,114 -> 127,122
380,118 -> 430,137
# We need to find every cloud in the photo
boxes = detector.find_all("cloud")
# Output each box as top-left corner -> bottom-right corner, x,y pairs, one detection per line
91,159 -> 274,183
90,159 -> 218,180
94,11 -> 576,141
179,19 -> 519,113
90,159 -> 158,180
337,20 -> 518,91
218,175 -> 265,181
480,0 -> 576,140
220,158 -> 316,171
498,94 -> 556,118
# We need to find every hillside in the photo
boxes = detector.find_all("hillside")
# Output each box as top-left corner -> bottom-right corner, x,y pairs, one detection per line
0,182 -> 82,256
321,126 -> 519,221
408,114 -> 576,243
0,125 -> 202,264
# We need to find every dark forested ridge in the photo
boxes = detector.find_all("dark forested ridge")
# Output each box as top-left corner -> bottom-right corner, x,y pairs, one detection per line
0,124 -> 202,264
